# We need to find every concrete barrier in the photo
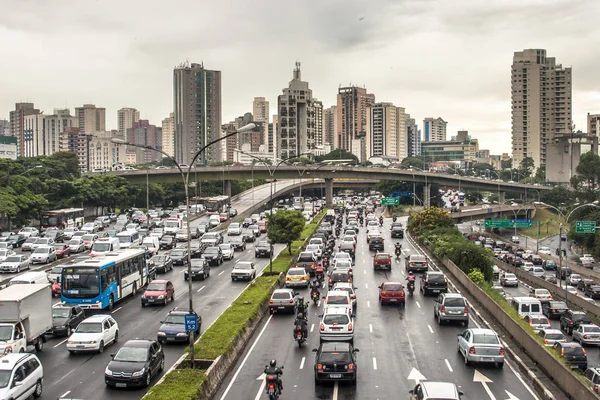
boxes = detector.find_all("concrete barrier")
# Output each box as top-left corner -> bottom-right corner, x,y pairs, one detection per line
416,242 -> 599,399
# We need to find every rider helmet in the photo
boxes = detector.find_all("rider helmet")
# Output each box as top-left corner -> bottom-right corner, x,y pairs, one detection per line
408,271 -> 414,276
270,359 -> 277,367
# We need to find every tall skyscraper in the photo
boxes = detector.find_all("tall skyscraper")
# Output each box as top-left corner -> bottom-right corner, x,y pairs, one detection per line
323,106 -> 337,147
588,113 -> 600,136
0,119 -> 9,136
75,104 -> 106,134
511,49 -> 572,168
336,86 -> 375,159
253,97 -> 269,149
118,107 -> 140,137
44,109 -> 77,155
277,62 -> 320,159
270,115 -> 278,156
406,115 -> 421,158
22,113 -> 46,157
161,112 -> 175,157
313,99 -> 324,147
396,107 -> 408,159
126,120 -> 162,164
423,117 -> 447,142
10,103 -> 40,157
365,103 -> 408,160
173,62 -> 222,165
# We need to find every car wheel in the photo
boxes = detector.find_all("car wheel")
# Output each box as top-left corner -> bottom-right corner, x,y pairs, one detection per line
159,357 -> 165,372
145,371 -> 152,387
16,266 -> 20,273
114,331 -> 119,343
464,353 -> 470,366
67,326 -> 72,336
437,314 -> 443,325
33,379 -> 43,398
98,341 -> 105,353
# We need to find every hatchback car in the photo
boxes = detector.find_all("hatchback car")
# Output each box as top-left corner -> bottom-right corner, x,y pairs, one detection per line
202,246 -> 223,266
331,282 -> 357,309
0,353 -> 44,400
184,259 -> 210,281
324,291 -> 353,315
420,271 -> 448,296
219,243 -> 235,260
269,288 -> 297,314
328,270 -> 352,289
434,293 -> 469,326
409,381 -> 463,400
170,249 -> 189,266
53,244 -> 71,259
542,301 -> 568,319
500,273 -> 518,287
105,339 -> 165,388
319,307 -> 355,343
313,342 -> 359,385
0,255 -> 30,273
51,303 -> 85,337
373,252 -> 392,271
67,315 -> 119,353
554,342 -> 587,370
141,280 -> 175,306
378,281 -> 405,305
573,324 -> 600,346
457,328 -> 505,368
524,315 -> 551,332
30,246 -> 58,264
537,328 -> 566,347
157,308 -> 202,344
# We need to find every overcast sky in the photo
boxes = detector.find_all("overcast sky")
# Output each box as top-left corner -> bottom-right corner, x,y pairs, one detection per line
1,0 -> 599,155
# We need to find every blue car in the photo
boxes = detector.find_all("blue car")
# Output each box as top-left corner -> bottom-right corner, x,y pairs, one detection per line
157,308 -> 202,344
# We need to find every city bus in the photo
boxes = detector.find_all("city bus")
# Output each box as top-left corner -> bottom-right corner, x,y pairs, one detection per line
60,249 -> 148,310
205,195 -> 230,214
40,208 -> 85,230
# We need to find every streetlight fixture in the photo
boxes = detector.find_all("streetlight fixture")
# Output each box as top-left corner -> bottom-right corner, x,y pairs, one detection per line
112,122 -> 256,367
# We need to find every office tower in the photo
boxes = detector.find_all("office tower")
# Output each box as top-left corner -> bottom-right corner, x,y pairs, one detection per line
270,115 -> 278,156
22,113 -> 46,157
10,103 -> 40,157
511,49 -> 572,168
173,61 -> 222,165
277,62 -> 320,159
126,120 -> 162,164
396,107 -> 408,159
118,107 -> 140,137
313,99 -> 324,147
161,112 -> 175,157
336,86 -> 375,159
253,97 -> 269,148
44,109 -> 77,155
0,119 -> 9,136
323,106 -> 337,147
366,102 -> 396,158
423,117 -> 447,142
406,115 -> 421,157
75,104 -> 106,134
588,113 -> 600,136
60,127 -> 90,171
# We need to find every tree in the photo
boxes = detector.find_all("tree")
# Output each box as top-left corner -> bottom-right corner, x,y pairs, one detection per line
471,163 -> 494,173
574,152 -> 600,193
267,210 -> 305,254
314,149 -> 358,164
407,207 -> 454,237
400,156 -> 425,170
501,158 -> 512,170
534,164 -> 546,183
539,187 -> 576,208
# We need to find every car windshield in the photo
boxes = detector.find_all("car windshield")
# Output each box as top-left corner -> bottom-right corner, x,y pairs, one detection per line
323,314 -> 349,324
504,274 -> 516,279
573,314 -> 592,323
0,326 -> 13,341
33,247 -> 49,254
82,234 -> 95,241
24,238 -> 36,244
332,272 -> 348,280
205,248 -> 218,254
92,242 -> 111,252
584,326 -> 600,333
219,245 -> 230,250
374,254 -> 389,260
147,283 -> 166,291
152,256 -> 166,263
272,292 -> 291,300
52,308 -> 71,318
428,274 -> 446,283
320,351 -> 351,363
3,256 -> 21,263
34,238 -> 48,244
164,314 -> 185,324
530,317 -> 548,324
472,333 -> 500,344
562,346 -> 585,356
113,346 -> 148,362
444,297 -> 466,307
171,250 -> 184,256
191,260 -> 205,267
234,263 -> 252,270
76,322 -> 102,333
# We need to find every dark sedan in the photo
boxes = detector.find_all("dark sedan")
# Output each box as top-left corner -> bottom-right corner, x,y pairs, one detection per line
184,258 -> 210,281
45,230 -> 65,243
6,234 -> 26,248
228,237 -> 247,251
170,249 -> 188,266
157,308 -> 202,344
313,342 -> 359,385
105,340 -> 165,388
50,304 -> 85,336
150,254 -> 173,273
542,301 -> 569,319
584,285 -> 600,299
159,235 -> 175,250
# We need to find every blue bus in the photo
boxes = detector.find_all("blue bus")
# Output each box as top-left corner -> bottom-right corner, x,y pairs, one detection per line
61,249 -> 148,311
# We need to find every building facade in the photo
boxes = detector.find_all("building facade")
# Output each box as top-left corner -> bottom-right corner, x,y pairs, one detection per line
117,107 -> 140,137
336,86 -> 375,160
126,120 -> 162,164
161,112 -> 175,157
0,119 -> 9,136
511,49 -> 572,169
423,117 -> 447,142
44,109 -> 77,156
89,131 -> 126,171
0,136 -> 17,160
406,115 -> 421,158
323,106 -> 337,147
59,127 -> 90,171
420,131 -> 479,163
253,97 -> 269,149
546,132 -> 598,183
588,113 -> 600,136
75,104 -> 106,134
22,113 -> 46,158
10,103 -> 40,157
173,62 -> 222,165
365,103 -> 408,160
277,62 -> 320,159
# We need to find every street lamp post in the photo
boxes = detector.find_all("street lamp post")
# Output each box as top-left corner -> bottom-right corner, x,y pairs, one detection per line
112,122 -> 256,368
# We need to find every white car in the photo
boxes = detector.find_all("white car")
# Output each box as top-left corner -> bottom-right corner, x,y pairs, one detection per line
30,246 -> 58,264
538,247 -> 552,255
0,249 -> 16,263
68,238 -> 86,253
522,262 -> 535,272
18,227 -> 39,238
175,229 -> 189,242
219,243 -> 235,260
227,223 -> 242,236
306,244 -> 322,259
0,353 -> 44,399
332,252 -> 354,266
0,255 -> 30,273
67,315 -> 119,353
31,237 -> 55,251
530,288 -> 552,300
81,222 -> 98,233
567,274 -> 582,286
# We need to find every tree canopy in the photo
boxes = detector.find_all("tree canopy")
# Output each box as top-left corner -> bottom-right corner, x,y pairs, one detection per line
267,210 -> 305,254
314,149 -> 358,164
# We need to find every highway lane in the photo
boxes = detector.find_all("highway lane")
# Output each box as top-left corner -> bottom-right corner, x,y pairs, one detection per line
215,214 -> 541,400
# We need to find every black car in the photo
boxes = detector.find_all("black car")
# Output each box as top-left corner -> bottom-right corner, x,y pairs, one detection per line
189,240 -> 203,258
159,236 -> 174,250
313,342 -> 359,385
560,310 -> 592,335
150,255 -> 173,273
391,225 -> 404,239
577,278 -> 596,292
241,229 -> 255,242
228,237 -> 247,251
170,249 -> 189,266
242,218 -> 253,228
105,340 -> 165,388
157,308 -> 202,344
45,230 -> 65,243
585,285 -> 600,299
329,271 -> 352,289
542,301 -> 569,319
255,241 -> 272,258
420,271 -> 448,296
50,304 -> 85,336
556,267 -> 572,280
368,237 -> 385,251
554,342 -> 587,370
184,258 -> 210,281
202,246 -> 223,266
6,234 -> 26,248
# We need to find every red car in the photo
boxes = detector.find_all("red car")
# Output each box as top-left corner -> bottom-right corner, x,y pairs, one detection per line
141,279 -> 175,306
52,281 -> 61,297
219,213 -> 229,222
378,281 -> 405,305
373,253 -> 392,271
53,244 -> 71,259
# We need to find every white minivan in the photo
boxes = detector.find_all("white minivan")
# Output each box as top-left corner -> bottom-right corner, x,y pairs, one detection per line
90,237 -> 120,256
511,297 -> 543,318
9,271 -> 50,286
116,230 -> 140,249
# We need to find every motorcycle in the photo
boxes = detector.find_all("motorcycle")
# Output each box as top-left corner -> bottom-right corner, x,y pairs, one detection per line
379,218 -> 384,227
322,257 -> 330,269
294,326 -> 306,348
311,290 -> 320,306
395,247 -> 402,258
316,270 -> 325,284
407,281 -> 415,296
265,369 -> 283,400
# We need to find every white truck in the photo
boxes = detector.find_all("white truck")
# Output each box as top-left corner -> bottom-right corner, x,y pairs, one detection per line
0,283 -> 53,354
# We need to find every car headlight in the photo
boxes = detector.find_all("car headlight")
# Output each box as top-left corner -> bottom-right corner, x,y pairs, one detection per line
158,295 -> 165,299
176,332 -> 188,337
105,367 -> 113,376
157,331 -> 166,336
88,340 -> 97,344
132,368 -> 146,377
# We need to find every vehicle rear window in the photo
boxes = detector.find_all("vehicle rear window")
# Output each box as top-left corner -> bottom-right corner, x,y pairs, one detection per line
383,284 -> 403,291
374,254 -> 390,260
332,273 -> 348,279
323,315 -> 349,325
585,326 -> 600,333
288,269 -> 305,276
444,297 -> 466,307
546,333 -> 564,340
327,296 -> 349,305
472,334 -> 500,344
530,317 -> 548,324
573,314 -> 592,323
320,352 -> 351,363
272,292 -> 291,300
427,274 -> 446,284
563,346 -> 585,356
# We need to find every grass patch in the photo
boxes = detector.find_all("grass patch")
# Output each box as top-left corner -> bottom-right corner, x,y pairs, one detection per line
144,369 -> 206,400
521,207 -> 562,238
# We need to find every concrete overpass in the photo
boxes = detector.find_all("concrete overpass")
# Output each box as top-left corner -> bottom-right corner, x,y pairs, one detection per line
103,165 -> 550,207
447,204 -> 537,223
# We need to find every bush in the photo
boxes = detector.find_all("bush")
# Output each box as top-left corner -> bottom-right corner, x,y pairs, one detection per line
468,269 -> 486,287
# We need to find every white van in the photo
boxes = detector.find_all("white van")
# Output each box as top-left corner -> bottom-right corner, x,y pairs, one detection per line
142,236 -> 160,255
90,237 -> 120,256
116,230 -> 140,249
9,271 -> 50,286
209,214 -> 220,228
511,297 -> 543,318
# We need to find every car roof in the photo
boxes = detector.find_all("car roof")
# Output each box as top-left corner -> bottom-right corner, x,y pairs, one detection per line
327,290 -> 350,297
381,281 -> 403,285
420,381 -> 460,397
121,339 -> 153,348
468,328 -> 497,335
0,353 -> 35,370
82,314 -> 112,322
442,293 -> 465,299
332,282 -> 353,289
149,279 -> 169,284
273,288 -> 294,294
323,306 -> 351,315
288,267 -> 307,273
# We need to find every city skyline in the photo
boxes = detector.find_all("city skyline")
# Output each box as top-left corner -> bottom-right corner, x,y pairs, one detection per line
1,0 -> 599,155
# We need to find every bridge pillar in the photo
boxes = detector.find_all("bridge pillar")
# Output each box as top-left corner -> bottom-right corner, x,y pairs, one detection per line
224,180 -> 232,199
325,178 -> 334,208
498,191 -> 505,204
424,183 -> 431,208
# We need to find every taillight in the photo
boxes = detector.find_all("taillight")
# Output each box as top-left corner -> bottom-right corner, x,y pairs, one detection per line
400,291 -> 405,296
441,306 -> 445,313
544,339 -> 548,344
569,321 -> 574,326
464,308 -> 469,314
584,334 -> 588,339
468,346 -> 476,355
268,384 -> 275,389
269,300 -> 273,304
320,323 -> 324,331
551,309 -> 556,313
348,323 -> 353,331
289,299 -> 294,303
561,348 -> 565,355
499,347 -> 505,356
297,331 -> 302,335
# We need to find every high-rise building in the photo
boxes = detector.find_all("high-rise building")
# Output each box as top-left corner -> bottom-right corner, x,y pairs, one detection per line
277,62 -> 321,159
313,99 -> 324,147
588,113 -> 600,136
126,120 -> 162,164
336,86 -> 375,160
423,117 -> 447,142
511,49 -> 572,168
269,115 -> 278,156
173,62 -> 222,165
89,131 -> 126,171
60,127 -> 90,171
44,109 -> 77,156
118,107 -> 140,137
0,136 -> 17,160
365,103 -> 408,160
161,112 -> 175,157
75,104 -> 106,134
22,113 -> 46,158
323,106 -> 337,147
10,103 -> 40,157
0,119 -> 9,136
253,97 -> 269,148
406,115 -> 421,158
396,107 -> 408,159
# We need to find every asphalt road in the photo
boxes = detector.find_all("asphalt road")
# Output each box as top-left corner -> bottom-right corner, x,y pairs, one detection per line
214,214 -> 542,400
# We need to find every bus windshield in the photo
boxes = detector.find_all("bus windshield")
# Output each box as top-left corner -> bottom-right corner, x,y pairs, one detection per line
62,268 -> 100,298
118,235 -> 133,244
41,215 -> 58,227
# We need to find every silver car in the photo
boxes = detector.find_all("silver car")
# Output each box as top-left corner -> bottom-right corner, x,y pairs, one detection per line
573,324 -> 600,346
30,246 -> 58,264
457,328 -> 505,368
0,255 -> 30,273
500,273 -> 518,287
219,243 -> 235,260
409,381 -> 463,399
434,293 -> 469,326
537,328 -> 566,347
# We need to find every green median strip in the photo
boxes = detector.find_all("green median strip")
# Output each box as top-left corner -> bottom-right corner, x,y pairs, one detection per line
144,369 -> 206,400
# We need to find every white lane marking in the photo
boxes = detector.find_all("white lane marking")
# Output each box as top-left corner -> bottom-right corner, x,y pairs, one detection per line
365,283 -> 368,289
111,306 -> 122,314
310,324 -> 314,333
299,356 -> 306,369
427,325 -> 433,334
60,391 -> 71,398
367,300 -> 371,308
369,324 -> 373,333
54,338 -> 68,348
219,270 -> 225,276
372,357 -> 378,370
415,301 -> 421,309
220,315 -> 273,400
506,360 -> 540,400
363,269 -> 366,275
197,285 -> 206,293
332,381 -> 339,400
445,359 -> 453,372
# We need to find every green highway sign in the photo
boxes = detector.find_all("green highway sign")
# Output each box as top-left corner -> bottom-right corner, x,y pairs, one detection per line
382,197 -> 399,206
576,220 -> 596,234
484,219 -> 533,229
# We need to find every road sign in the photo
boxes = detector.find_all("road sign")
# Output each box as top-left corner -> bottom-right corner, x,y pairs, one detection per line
484,219 -> 532,229
184,314 -> 198,331
382,197 -> 399,206
576,220 -> 596,234
391,191 -> 413,197
510,219 -> 533,228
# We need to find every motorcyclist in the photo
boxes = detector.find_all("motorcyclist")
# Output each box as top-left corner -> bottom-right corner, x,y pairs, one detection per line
297,296 -> 308,316
264,359 -> 283,394
392,215 -> 397,222
310,280 -> 321,302
394,242 -> 402,256
294,311 -> 309,339
315,263 -> 326,281
406,271 -> 416,284
379,216 -> 383,226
